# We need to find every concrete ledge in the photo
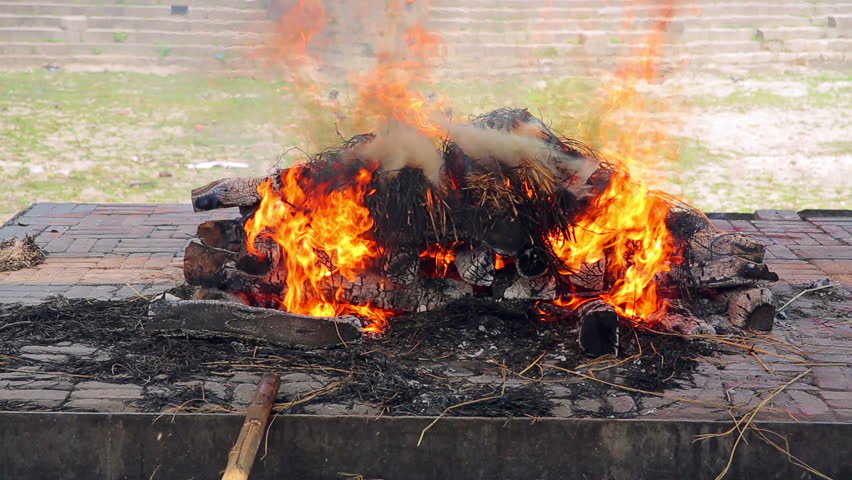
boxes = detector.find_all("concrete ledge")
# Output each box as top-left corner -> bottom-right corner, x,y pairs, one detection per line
0,412 -> 849,479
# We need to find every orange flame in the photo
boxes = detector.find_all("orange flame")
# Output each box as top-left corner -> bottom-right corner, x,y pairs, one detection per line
550,172 -> 677,323
244,166 -> 388,331
550,1 -> 681,325
419,242 -> 457,278
353,12 -> 446,138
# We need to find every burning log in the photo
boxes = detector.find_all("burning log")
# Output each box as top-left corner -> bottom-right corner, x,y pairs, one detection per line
577,300 -> 620,357
725,287 -> 775,331
147,298 -> 362,347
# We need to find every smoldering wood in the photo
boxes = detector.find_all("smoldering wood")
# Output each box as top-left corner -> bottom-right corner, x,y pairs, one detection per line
383,250 -> 420,285
725,287 -> 775,331
191,175 -> 271,212
197,220 -> 245,252
185,236 -> 289,294
502,275 -> 557,300
577,300 -> 620,357
147,298 -> 362,347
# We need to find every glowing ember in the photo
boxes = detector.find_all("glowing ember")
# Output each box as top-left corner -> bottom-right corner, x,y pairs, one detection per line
419,242 -> 458,278
243,166 -> 389,331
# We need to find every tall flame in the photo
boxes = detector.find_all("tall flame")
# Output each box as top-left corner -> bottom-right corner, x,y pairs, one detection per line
551,0 -> 681,324
244,166 -> 388,331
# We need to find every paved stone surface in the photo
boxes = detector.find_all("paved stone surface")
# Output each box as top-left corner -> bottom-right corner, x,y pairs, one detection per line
0,204 -> 849,426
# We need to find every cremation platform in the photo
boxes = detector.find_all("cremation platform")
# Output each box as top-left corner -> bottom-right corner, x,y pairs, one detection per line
1,204 -> 851,479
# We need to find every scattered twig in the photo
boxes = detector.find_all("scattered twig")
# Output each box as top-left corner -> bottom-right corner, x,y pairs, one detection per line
417,370 -> 508,447
0,321 -> 33,332
778,284 -> 837,313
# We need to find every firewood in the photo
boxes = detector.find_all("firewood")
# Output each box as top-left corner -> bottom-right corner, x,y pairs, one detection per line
682,255 -> 778,289
222,373 -> 281,480
197,220 -> 245,252
577,300 -> 620,357
146,298 -> 362,347
454,245 -> 495,286
726,287 -> 775,331
687,229 -> 766,264
183,240 -> 238,288
191,175 -> 271,212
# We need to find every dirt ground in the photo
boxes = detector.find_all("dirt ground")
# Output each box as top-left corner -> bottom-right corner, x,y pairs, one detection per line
0,66 -> 850,222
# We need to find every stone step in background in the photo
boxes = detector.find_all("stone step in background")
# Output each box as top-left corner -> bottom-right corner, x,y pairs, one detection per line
0,1 -> 848,75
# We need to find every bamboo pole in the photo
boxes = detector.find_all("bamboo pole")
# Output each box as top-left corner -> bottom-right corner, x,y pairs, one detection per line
222,373 -> 281,480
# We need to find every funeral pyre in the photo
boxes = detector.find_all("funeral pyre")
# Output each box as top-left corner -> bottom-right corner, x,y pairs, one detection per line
163,108 -> 779,357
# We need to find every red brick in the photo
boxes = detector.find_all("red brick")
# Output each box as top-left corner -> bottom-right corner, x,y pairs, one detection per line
766,245 -> 797,260
66,238 -> 97,253
813,366 -> 852,391
810,260 -> 852,275
808,233 -> 844,246
789,245 -> 852,260
821,391 -> 852,410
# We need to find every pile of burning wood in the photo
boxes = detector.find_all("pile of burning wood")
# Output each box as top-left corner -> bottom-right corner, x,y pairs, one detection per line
151,109 -> 778,356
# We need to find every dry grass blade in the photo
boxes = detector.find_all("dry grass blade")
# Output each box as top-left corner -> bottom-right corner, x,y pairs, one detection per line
273,376 -> 350,412
694,369 -> 811,480
417,370 -> 508,447
0,236 -> 45,272
749,426 -> 832,480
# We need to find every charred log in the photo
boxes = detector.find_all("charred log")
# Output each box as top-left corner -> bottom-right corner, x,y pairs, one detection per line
577,300 -> 620,357
183,240 -> 238,288
725,287 -> 775,331
516,246 -> 549,278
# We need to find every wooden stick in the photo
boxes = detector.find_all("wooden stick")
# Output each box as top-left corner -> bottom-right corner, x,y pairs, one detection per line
222,373 -> 282,480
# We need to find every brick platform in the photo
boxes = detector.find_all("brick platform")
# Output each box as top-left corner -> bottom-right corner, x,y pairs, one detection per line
0,203 -> 236,304
0,203 -> 851,426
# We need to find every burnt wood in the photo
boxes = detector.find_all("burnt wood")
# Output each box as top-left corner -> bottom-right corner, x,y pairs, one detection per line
577,300 -> 619,357
725,287 -> 775,331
